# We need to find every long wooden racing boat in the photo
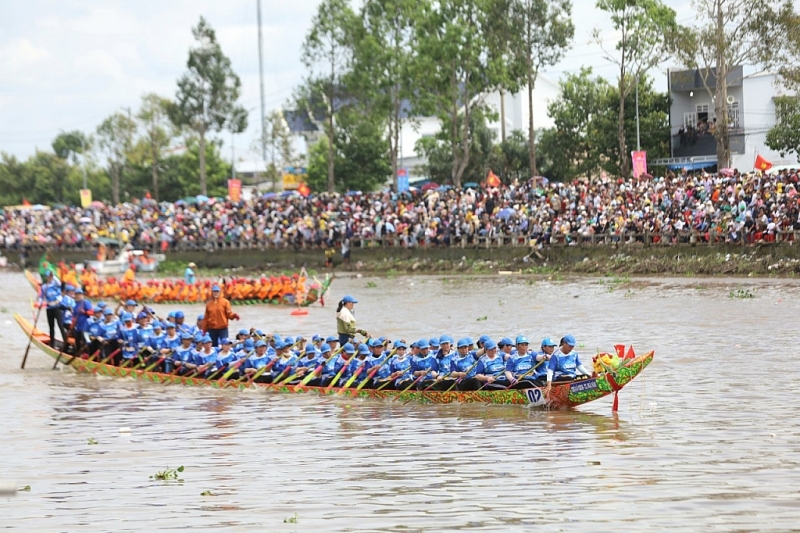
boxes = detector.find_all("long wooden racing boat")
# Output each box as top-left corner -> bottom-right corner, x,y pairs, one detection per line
24,269 -> 332,307
13,313 -> 653,409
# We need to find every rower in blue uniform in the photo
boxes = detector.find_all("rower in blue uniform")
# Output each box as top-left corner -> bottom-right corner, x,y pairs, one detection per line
242,340 -> 273,383
325,335 -> 339,355
61,286 -> 77,347
90,307 -> 120,361
341,343 -> 371,386
188,334 -> 218,376
38,270 -> 66,348
233,329 -> 249,352
326,342 -> 356,387
474,339 -> 511,389
118,312 -> 142,366
71,288 -> 92,355
290,344 -> 320,384
411,339 -> 439,389
529,337 -> 557,385
503,335 -> 539,389
271,340 -> 298,383
210,338 -> 237,376
368,340 -> 399,389
386,342 -> 412,390
171,333 -> 196,374
307,343 -> 336,387
544,335 -> 592,395
498,337 -> 514,360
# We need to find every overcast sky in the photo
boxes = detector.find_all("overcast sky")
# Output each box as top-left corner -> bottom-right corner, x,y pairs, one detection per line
0,0 -> 693,161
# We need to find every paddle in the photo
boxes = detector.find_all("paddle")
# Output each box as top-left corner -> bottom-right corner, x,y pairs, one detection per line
91,348 -> 122,371
293,347 -> 344,392
336,365 -> 364,395
208,353 -> 250,381
323,354 -> 355,393
230,358 -> 277,387
503,357 -> 548,390
444,358 -> 482,393
269,366 -> 293,388
21,301 -> 44,369
52,319 -> 77,370
395,374 -> 426,399
354,349 -> 398,392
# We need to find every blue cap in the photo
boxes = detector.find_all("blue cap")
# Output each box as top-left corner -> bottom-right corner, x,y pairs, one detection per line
201,334 -> 212,343
255,340 -> 267,348
484,339 -> 497,350
368,338 -> 382,348
137,311 -> 148,320
416,339 -> 429,350
74,288 -> 84,294
174,311 -> 185,319
197,314 -> 204,320
343,342 -> 356,354
478,334 -> 491,345
358,344 -> 371,355
456,338 -> 471,348
125,299 -> 136,306
342,295 -> 358,304
165,321 -> 176,329
167,311 -> 175,319
305,345 -> 318,355
562,334 -> 576,346
212,284 -> 220,291
515,335 -> 529,345
193,332 -> 203,342
320,343 -> 331,353
394,340 -> 408,349
255,329 -> 265,337
97,302 -> 107,309
64,284 -> 74,292
153,321 -> 163,329
429,337 -> 440,348
284,336 -> 294,345
238,328 -> 248,335
439,335 -> 453,344
498,337 -> 513,347
312,334 -> 322,342
103,308 -> 113,315
181,332 -> 193,340
244,339 -> 255,349
378,336 -> 386,343
325,335 -> 337,343
121,312 -> 133,321
221,338 -> 232,345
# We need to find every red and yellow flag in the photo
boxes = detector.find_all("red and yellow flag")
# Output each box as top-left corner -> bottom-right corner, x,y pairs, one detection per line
486,170 -> 501,187
754,154 -> 773,171
297,183 -> 311,197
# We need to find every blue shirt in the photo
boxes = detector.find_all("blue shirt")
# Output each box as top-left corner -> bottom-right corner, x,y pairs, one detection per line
39,279 -> 62,309
451,354 -> 477,378
547,349 -> 584,379
173,344 -> 195,364
118,325 -> 141,359
61,295 -> 76,324
72,300 -> 93,333
95,320 -> 119,342
272,354 -> 298,377
411,352 -> 439,380
184,267 -> 196,284
475,354 -> 505,377
295,354 -> 319,370
193,348 -> 218,367
437,349 -> 455,376
244,352 -> 271,371
319,356 -> 338,379
505,350 -> 535,378
390,356 -> 413,384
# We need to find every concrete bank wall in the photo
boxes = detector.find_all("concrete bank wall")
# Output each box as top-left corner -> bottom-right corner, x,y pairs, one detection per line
8,243 -> 800,272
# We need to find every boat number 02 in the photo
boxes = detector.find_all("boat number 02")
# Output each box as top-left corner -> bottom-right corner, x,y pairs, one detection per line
525,388 -> 546,406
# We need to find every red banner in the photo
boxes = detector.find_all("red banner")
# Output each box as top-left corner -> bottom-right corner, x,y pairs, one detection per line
227,179 -> 242,202
631,151 -> 648,179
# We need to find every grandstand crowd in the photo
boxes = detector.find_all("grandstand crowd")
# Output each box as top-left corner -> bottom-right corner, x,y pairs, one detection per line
2,168 -> 800,251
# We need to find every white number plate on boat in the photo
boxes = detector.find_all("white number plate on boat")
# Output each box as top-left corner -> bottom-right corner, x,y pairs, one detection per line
524,388 -> 546,406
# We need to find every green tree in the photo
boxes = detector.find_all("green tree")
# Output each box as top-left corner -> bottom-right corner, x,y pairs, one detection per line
96,111 -> 136,204
595,0 -> 676,177
306,136 -> 331,193
302,0 -> 359,192
134,93 -> 176,202
52,130 -> 91,201
766,97 -> 800,162
413,0 -> 504,189
170,17 -> 246,196
355,0 -> 424,191
254,110 -> 298,188
670,0 -> 795,169
488,130 -> 530,183
510,0 -> 574,176
156,139 -> 231,201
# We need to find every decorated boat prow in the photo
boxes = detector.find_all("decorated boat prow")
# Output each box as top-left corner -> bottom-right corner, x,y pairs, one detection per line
13,313 -> 653,409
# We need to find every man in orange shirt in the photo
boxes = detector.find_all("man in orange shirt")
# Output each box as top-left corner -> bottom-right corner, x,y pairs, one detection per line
204,284 -> 239,346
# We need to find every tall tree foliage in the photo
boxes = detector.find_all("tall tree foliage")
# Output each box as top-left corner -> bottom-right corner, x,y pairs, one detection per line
414,0 -> 503,189
170,17 -> 246,195
254,110 -> 298,186
96,111 -> 136,204
134,93 -> 176,202
766,97 -> 800,162
302,0 -> 359,192
670,0 -> 796,169
510,0 -> 574,176
538,68 -> 669,182
594,0 -> 676,178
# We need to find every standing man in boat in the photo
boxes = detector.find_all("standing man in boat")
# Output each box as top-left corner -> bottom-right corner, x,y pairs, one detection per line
184,262 -> 197,284
71,288 -> 93,355
204,284 -> 240,347
336,295 -> 368,346
38,270 -> 67,348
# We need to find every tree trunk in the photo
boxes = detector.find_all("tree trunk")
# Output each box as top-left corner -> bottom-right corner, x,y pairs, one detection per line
199,129 -> 207,196
618,79 -> 629,178
391,84 -> 399,192
327,110 -> 335,193
713,0 -> 731,169
111,164 -> 120,205
151,139 -> 159,202
527,69 -> 537,177
500,89 -> 506,144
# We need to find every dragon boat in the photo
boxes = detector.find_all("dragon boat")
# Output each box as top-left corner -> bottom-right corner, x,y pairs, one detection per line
24,269 -> 332,307
13,313 -> 653,409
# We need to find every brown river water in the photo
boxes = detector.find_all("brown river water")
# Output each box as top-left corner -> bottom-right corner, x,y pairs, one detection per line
1,271 -> 799,532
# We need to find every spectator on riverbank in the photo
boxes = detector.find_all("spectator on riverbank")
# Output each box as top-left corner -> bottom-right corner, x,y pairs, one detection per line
2,167 -> 800,251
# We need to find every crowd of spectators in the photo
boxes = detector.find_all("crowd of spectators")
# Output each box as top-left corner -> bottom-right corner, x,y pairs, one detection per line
2,167 -> 800,252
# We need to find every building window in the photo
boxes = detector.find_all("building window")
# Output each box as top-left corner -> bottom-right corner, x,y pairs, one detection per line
727,101 -> 740,130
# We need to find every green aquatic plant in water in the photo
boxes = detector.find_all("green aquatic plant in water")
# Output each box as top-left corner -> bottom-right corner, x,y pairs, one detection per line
87,438 -> 98,445
284,513 -> 299,524
150,465 -> 184,480
729,289 -> 755,299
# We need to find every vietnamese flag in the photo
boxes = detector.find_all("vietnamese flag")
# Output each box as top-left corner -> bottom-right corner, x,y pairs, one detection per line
486,170 -> 501,187
22,198 -> 31,207
754,154 -> 773,171
297,183 -> 311,197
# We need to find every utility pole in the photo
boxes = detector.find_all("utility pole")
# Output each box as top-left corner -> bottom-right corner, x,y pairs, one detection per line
635,74 -> 641,152
80,137 -> 87,190
257,0 -> 267,164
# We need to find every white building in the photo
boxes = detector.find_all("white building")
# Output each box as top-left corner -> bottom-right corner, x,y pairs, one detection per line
656,65 -> 796,171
